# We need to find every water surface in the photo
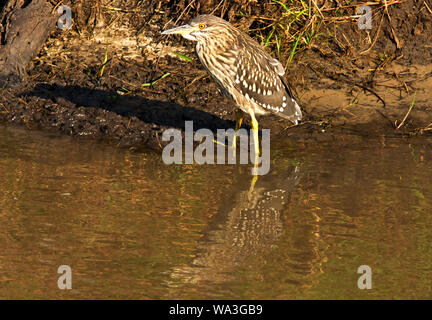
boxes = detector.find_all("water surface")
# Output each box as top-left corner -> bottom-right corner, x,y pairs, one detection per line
0,124 -> 431,299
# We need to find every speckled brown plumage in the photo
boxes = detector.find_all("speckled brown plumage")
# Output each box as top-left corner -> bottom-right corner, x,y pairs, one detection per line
188,15 -> 302,124
162,14 -> 302,155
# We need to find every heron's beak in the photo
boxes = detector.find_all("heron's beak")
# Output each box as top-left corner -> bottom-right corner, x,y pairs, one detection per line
162,24 -> 197,40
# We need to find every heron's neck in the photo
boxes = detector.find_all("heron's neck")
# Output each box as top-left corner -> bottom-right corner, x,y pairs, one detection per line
196,33 -> 237,57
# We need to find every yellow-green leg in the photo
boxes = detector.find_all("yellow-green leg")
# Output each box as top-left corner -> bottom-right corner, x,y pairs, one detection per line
250,113 -> 260,157
248,174 -> 258,200
232,109 -> 244,150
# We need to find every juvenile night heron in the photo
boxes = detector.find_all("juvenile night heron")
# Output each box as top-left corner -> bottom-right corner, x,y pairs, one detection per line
162,14 -> 302,155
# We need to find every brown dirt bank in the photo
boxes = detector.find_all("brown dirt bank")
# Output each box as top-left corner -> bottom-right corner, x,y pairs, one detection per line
0,0 -> 431,150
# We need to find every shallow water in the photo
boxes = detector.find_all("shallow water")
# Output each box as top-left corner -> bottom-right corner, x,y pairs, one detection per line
0,124 -> 431,299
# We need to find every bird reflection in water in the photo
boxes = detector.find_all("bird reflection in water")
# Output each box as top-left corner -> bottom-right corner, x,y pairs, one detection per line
167,165 -> 301,286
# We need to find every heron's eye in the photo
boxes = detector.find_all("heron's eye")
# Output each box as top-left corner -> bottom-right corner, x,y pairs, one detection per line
198,23 -> 206,30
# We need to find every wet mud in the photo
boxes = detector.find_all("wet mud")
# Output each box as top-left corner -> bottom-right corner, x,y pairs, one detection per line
0,0 -> 431,149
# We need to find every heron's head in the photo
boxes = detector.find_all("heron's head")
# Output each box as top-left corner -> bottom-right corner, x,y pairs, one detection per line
162,15 -> 233,42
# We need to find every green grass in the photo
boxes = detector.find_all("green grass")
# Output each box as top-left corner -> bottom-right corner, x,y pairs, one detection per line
142,72 -> 171,87
253,0 -> 321,61
172,52 -> 193,62
99,45 -> 109,77
243,0 -> 399,63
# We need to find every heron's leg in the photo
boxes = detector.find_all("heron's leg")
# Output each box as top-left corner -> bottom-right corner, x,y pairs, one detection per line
232,109 -> 244,150
213,109 -> 244,149
247,174 -> 258,201
250,113 -> 260,157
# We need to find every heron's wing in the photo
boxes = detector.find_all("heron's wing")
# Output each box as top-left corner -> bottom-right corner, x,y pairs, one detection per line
233,38 -> 302,123
268,58 -> 297,100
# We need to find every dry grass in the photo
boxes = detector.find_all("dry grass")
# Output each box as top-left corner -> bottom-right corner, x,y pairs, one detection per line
65,0 -> 404,61
241,0 -> 403,63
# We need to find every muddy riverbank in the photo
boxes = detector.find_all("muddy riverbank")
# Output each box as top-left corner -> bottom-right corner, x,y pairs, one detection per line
0,0 -> 431,149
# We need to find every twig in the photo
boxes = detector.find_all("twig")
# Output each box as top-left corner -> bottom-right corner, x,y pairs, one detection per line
396,92 -> 416,130
319,1 -> 401,11
424,123 -> 432,130
211,0 -> 226,15
0,102 -> 10,113
422,123 -> 432,132
311,0 -> 325,19
335,94 -> 359,115
360,11 -> 385,54
424,1 -> 432,14
384,0 -> 401,49
354,83 -> 386,108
